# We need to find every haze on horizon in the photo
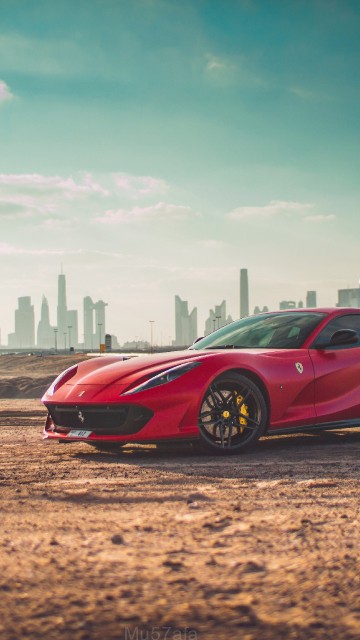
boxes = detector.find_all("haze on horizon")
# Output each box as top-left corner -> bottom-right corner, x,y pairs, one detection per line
0,0 -> 359,345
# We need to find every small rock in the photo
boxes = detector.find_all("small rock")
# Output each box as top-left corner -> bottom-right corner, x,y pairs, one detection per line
50,538 -> 60,546
242,561 -> 266,573
188,501 -> 199,509
111,534 -> 125,545
187,492 -> 212,503
163,559 -> 183,571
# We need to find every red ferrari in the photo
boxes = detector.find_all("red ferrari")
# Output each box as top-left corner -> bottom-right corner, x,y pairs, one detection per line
42,308 -> 360,453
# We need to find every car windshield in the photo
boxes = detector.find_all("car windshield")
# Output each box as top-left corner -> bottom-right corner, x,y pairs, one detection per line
189,312 -> 326,350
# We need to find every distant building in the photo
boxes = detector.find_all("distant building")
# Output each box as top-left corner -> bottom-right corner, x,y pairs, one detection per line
306,290 -> 317,307
240,269 -> 249,318
37,295 -> 54,348
83,296 -> 108,349
57,273 -> 68,347
279,300 -> 297,310
174,295 -> 197,346
84,296 -> 94,349
337,287 -> 360,308
67,309 -> 78,349
94,301 -> 107,345
253,305 -> 269,315
204,300 -> 233,336
8,296 -> 35,348
57,272 -> 78,349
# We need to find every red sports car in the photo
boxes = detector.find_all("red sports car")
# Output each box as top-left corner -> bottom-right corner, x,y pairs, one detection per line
42,308 -> 360,453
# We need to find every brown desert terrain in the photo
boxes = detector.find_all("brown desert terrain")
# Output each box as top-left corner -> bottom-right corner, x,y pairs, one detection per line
0,354 -> 359,640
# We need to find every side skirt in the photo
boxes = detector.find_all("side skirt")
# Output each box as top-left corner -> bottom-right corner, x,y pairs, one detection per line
267,418 -> 360,436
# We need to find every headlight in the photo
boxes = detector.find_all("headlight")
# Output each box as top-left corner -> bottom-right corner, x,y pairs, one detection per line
47,364 -> 78,396
124,361 -> 201,395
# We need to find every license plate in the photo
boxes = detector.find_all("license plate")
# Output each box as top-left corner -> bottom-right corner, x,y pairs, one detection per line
67,430 -> 93,438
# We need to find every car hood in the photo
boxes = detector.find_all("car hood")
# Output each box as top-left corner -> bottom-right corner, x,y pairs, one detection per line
60,350 -> 214,387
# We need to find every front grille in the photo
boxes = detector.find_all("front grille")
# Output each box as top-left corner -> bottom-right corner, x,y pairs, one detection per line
45,404 -> 153,435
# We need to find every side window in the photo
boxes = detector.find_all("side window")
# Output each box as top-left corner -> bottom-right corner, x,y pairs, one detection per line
313,315 -> 360,348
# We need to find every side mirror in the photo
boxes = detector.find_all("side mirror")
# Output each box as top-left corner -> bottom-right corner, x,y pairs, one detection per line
328,329 -> 358,347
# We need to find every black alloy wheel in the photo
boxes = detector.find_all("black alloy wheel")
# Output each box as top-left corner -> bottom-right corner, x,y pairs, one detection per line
198,373 -> 268,453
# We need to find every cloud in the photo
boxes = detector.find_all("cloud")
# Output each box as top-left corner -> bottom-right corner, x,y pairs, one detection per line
0,80 -> 13,103
0,194 -> 55,217
96,201 -> 194,224
289,86 -> 328,101
0,242 -> 68,256
204,54 -> 238,85
228,200 -> 314,220
0,172 -> 109,221
303,214 -> 336,222
206,55 -> 228,72
113,173 -> 169,198
0,172 -> 108,197
204,53 -> 267,89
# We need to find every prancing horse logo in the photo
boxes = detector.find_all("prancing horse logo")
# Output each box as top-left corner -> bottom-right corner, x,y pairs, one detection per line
78,411 -> 85,424
295,362 -> 304,374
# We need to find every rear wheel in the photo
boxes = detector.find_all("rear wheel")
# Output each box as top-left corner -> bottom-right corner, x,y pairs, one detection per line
198,373 -> 268,454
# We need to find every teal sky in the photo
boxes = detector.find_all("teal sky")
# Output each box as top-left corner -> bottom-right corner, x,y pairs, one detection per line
1,0 -> 359,344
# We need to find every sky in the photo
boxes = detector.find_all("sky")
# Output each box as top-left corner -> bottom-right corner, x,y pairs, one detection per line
1,0 -> 359,346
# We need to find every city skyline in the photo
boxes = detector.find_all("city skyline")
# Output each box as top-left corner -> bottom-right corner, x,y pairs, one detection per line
1,1 -> 359,344
3,266 -> 360,349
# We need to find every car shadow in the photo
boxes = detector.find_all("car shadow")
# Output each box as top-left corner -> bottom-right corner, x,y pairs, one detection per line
70,427 -> 360,482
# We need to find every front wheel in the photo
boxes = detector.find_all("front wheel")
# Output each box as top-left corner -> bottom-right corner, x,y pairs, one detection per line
198,373 -> 268,454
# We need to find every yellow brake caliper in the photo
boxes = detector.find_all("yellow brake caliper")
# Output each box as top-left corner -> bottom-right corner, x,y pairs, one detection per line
235,392 -> 249,432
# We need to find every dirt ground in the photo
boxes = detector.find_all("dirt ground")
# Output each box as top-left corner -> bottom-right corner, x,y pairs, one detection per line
0,356 -> 359,640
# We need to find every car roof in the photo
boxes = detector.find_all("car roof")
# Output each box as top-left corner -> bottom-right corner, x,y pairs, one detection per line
269,308 -> 360,315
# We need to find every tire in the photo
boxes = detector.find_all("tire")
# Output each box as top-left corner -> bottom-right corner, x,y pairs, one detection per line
198,372 -> 268,454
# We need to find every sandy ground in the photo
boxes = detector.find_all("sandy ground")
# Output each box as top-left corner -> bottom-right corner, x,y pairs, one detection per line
0,356 -> 359,640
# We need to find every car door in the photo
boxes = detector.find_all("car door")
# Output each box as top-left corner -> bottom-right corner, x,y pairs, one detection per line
309,313 -> 360,422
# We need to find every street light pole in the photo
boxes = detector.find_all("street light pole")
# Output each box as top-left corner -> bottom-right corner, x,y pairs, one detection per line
98,323 -> 102,352
216,315 -> 221,329
53,328 -> 58,353
68,325 -> 72,352
149,320 -> 154,354
63,332 -> 67,351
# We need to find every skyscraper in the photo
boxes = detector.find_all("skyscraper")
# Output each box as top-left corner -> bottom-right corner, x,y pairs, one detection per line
337,287 -> 360,308
84,296 -> 94,349
83,297 -> 108,349
240,269 -> 249,318
306,291 -> 317,307
204,300 -> 233,335
67,309 -> 78,349
37,295 -> 54,348
8,296 -> 35,348
94,300 -> 107,346
57,273 -> 68,348
56,272 -> 79,349
174,295 -> 198,346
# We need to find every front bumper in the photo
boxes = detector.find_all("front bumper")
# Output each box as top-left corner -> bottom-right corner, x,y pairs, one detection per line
44,402 -> 153,436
